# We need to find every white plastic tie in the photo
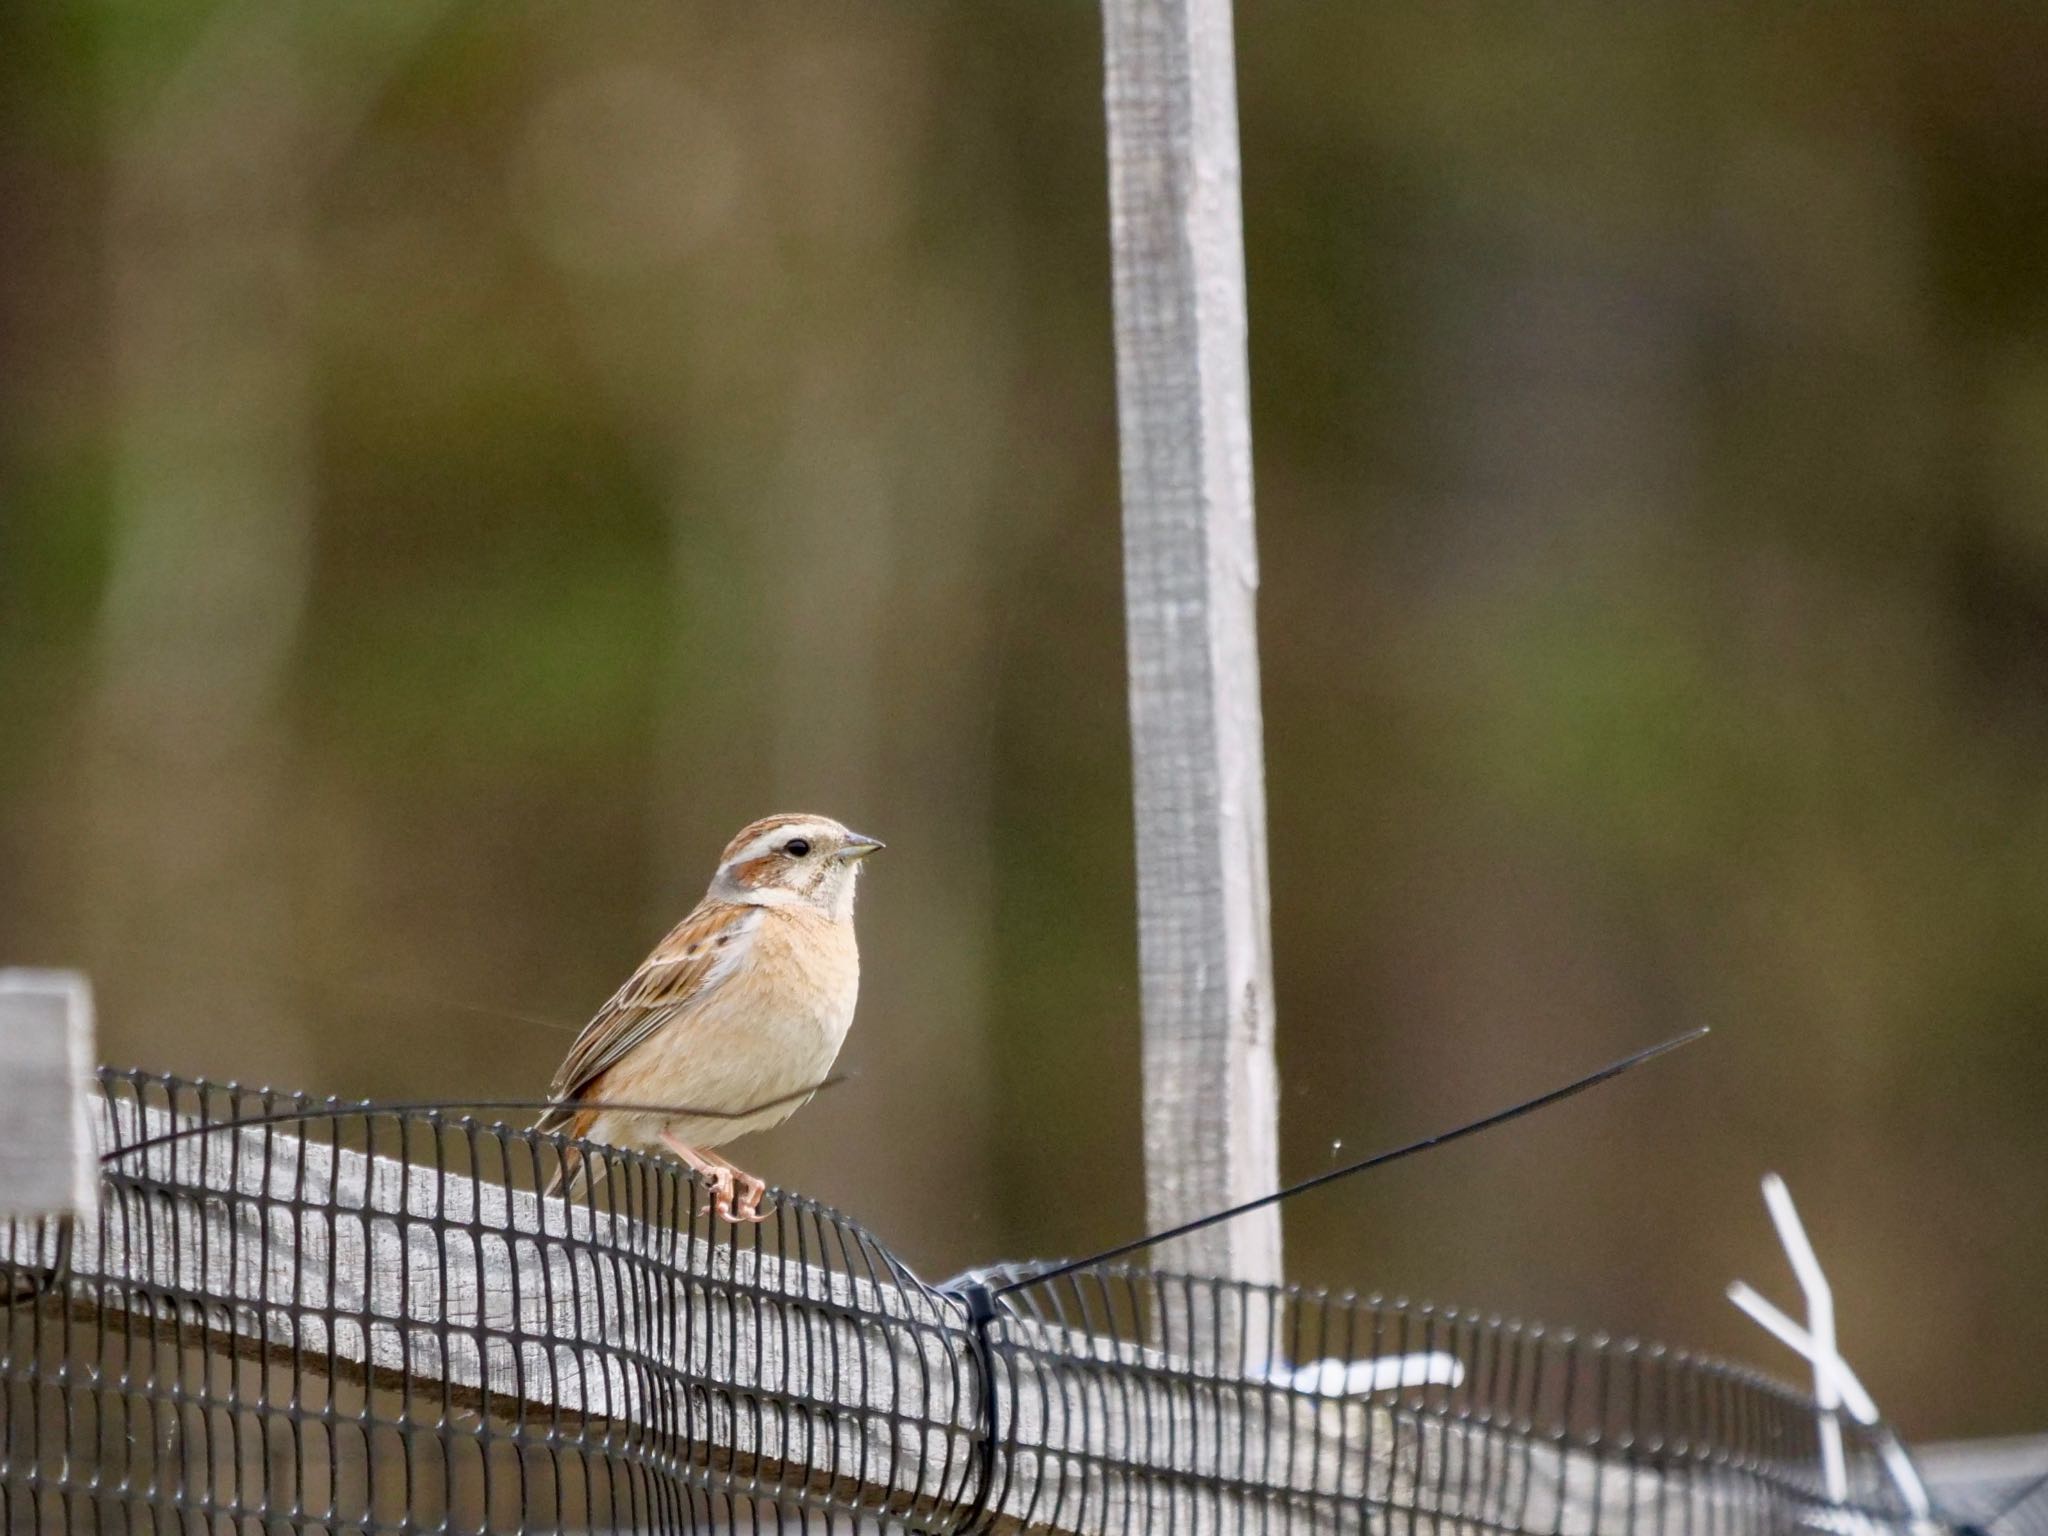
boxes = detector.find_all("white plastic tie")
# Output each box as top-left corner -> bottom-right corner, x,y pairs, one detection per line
1728,1174 -> 1932,1524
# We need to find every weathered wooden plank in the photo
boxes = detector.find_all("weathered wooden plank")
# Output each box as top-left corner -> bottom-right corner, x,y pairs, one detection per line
0,970 -> 98,1218
0,1096 -> 1849,1536
1100,0 -> 1283,1286
14,1099 -> 975,1488
989,1310 -> 1791,1536
0,1100 -> 1313,1531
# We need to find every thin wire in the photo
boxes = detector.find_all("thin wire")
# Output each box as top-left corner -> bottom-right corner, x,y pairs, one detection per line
99,1079 -> 851,1162
994,1027 -> 1708,1298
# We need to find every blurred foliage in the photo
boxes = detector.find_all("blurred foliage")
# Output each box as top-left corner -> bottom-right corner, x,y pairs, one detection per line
4,1 -> 2047,1439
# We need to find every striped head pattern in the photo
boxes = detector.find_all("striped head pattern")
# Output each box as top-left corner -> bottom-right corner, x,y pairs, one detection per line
709,813 -> 884,918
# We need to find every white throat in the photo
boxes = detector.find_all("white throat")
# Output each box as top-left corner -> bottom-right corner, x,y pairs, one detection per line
708,867 -> 860,920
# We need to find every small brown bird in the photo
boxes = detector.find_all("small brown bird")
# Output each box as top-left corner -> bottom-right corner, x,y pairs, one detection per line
536,813 -> 881,1220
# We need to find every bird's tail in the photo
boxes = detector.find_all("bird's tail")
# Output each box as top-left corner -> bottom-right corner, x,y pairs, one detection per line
544,1146 -> 609,1200
537,1106 -> 603,1200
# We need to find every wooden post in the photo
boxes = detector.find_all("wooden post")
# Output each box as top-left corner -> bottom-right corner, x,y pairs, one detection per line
0,969 -> 98,1217
1100,0 -> 1282,1283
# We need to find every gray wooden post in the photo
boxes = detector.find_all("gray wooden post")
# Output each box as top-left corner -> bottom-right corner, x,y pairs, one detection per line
0,969 -> 98,1217
1100,0 -> 1282,1284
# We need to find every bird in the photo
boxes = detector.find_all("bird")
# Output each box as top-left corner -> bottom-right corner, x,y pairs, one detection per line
535,813 -> 882,1221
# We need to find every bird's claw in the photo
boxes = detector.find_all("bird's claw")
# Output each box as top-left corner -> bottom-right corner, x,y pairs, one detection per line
658,1132 -> 771,1225
731,1171 -> 770,1223
699,1166 -> 771,1225
700,1167 -> 739,1222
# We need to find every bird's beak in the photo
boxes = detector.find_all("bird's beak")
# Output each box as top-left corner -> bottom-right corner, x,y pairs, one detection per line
836,833 -> 885,862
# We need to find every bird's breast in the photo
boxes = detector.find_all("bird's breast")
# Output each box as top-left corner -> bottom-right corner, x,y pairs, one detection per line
739,909 -> 861,1059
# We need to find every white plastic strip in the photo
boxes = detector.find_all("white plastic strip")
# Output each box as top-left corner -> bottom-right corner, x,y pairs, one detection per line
1762,1173 -> 1850,1503
1268,1350 -> 1466,1397
1726,1282 -> 1931,1521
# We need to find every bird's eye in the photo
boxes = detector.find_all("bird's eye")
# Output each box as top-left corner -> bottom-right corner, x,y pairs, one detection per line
783,838 -> 811,857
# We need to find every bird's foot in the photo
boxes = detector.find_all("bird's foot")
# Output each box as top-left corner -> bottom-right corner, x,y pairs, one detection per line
702,1166 -> 770,1224
702,1166 -> 741,1222
659,1132 -> 738,1221
657,1132 -> 771,1224
727,1168 -> 770,1223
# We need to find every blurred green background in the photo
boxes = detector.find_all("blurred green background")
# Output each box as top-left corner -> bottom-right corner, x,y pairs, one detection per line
4,3 -> 2045,1440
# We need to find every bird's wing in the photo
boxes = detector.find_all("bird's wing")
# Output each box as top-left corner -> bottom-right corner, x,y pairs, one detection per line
543,898 -> 759,1110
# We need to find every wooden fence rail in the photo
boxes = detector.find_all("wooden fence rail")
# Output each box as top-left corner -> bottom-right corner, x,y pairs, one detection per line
0,1084 -> 1842,1535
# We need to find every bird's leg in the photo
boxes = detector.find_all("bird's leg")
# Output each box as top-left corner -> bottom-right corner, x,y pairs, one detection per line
699,1150 -> 771,1223
658,1131 -> 739,1221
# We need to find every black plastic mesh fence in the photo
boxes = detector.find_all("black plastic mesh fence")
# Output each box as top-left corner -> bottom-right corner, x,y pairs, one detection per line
0,1070 -> 1956,1535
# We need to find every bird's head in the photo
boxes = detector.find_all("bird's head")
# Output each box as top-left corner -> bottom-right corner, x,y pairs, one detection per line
709,813 -> 883,919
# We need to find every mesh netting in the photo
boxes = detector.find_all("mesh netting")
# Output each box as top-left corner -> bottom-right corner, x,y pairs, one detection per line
0,1070 -> 1951,1534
